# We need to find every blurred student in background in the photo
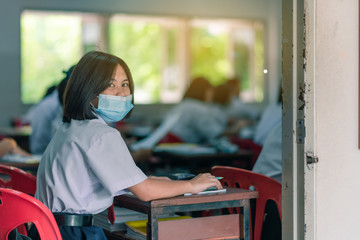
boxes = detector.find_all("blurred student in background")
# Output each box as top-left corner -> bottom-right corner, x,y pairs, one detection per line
130,77 -> 229,151
50,65 -> 76,136
0,137 -> 30,157
252,85 -> 282,146
221,77 -> 260,137
222,78 -> 282,145
252,122 -> 282,183
251,83 -> 283,182
20,84 -> 57,126
218,78 -> 282,169
225,77 -> 260,121
29,65 -> 75,154
252,103 -> 281,146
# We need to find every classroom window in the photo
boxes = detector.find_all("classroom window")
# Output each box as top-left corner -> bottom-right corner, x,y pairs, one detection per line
190,19 -> 264,101
108,15 -> 186,103
21,11 -> 83,104
21,10 -> 264,104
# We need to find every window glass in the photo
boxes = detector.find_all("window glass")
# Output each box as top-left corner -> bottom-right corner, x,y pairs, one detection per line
254,24 -> 264,102
190,26 -> 230,86
190,19 -> 264,102
109,18 -> 162,103
21,11 -> 82,104
21,11 -> 264,104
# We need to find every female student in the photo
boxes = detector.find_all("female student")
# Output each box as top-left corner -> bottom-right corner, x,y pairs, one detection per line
32,51 -> 222,240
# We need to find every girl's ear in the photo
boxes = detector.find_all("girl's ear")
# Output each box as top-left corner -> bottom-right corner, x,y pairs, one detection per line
91,96 -> 99,108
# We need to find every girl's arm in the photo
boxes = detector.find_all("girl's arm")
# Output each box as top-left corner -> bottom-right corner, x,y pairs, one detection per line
128,173 -> 222,201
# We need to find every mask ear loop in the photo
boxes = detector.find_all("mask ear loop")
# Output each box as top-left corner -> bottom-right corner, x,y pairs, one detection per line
90,95 -> 100,110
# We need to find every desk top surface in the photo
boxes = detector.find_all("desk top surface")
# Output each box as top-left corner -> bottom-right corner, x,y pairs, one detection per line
153,149 -> 252,160
0,126 -> 31,137
0,160 -> 39,169
0,155 -> 40,173
115,188 -> 258,208
153,143 -> 252,157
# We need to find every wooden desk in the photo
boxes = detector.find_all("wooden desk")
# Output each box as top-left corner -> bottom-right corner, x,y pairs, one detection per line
151,149 -> 253,173
112,188 -> 258,240
0,160 -> 39,174
0,153 -> 40,175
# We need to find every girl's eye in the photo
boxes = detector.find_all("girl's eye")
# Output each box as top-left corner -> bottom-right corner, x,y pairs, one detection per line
109,83 -> 115,87
122,82 -> 129,87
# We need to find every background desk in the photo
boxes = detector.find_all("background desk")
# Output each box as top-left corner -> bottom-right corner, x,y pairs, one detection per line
110,188 -> 258,240
0,154 -> 40,175
0,160 -> 39,175
150,149 -> 254,174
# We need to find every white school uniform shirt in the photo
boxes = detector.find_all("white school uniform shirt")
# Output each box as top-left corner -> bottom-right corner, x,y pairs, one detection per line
253,103 -> 282,146
35,116 -> 147,214
226,97 -> 260,121
252,122 -> 282,183
170,99 -> 228,144
50,107 -> 64,137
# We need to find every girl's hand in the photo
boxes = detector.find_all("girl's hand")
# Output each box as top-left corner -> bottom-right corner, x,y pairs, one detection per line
188,173 -> 222,194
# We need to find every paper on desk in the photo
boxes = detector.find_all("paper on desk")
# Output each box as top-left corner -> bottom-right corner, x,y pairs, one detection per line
184,188 -> 227,196
0,154 -> 41,163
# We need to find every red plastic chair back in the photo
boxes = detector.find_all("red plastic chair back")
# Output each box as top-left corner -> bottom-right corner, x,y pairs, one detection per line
211,166 -> 281,240
0,188 -> 62,240
158,132 -> 183,144
0,164 -> 37,235
229,137 -> 263,169
0,164 -> 36,196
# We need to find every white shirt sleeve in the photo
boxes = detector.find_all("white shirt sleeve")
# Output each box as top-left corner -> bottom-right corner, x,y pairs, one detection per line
86,130 -> 147,196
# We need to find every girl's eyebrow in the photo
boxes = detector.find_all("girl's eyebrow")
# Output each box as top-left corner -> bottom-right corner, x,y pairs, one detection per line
110,79 -> 129,83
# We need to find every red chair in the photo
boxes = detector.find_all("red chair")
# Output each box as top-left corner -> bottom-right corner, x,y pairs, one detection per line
157,132 -> 183,144
0,164 -> 36,196
0,164 -> 37,235
211,166 -> 281,240
0,188 -> 62,240
229,137 -> 262,169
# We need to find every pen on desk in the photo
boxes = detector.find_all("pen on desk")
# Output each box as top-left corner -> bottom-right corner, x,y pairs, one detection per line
216,177 -> 223,180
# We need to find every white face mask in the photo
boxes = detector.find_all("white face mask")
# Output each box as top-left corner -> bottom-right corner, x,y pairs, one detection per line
94,94 -> 133,123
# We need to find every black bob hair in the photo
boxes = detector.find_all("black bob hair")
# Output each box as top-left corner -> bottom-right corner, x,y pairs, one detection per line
63,51 -> 134,123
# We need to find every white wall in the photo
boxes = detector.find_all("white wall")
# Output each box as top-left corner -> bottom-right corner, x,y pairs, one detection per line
0,0 -> 281,126
314,0 -> 360,238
